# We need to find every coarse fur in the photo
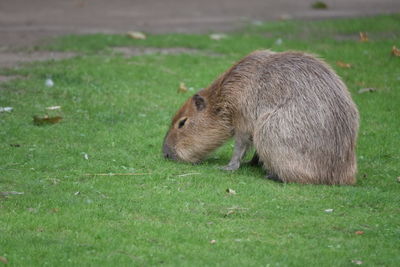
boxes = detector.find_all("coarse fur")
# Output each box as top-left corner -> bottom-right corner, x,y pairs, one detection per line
163,50 -> 359,185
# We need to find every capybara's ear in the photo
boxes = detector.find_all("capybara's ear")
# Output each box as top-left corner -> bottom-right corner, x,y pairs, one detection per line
193,94 -> 206,111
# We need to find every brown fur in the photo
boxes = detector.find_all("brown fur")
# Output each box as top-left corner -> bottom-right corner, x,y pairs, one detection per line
163,50 -> 359,185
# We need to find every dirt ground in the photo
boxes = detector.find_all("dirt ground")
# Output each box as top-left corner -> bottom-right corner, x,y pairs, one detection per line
0,0 -> 399,68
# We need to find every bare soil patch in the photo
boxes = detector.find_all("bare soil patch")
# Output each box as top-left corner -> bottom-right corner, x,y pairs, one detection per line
0,75 -> 25,83
0,0 -> 398,69
112,47 -> 221,57
0,51 -> 77,69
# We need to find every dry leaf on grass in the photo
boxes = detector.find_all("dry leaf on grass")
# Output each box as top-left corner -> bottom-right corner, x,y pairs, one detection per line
0,256 -> 8,264
51,208 -> 60,213
358,88 -> 377,94
336,61 -> 352,68
127,31 -> 146,40
177,82 -> 188,93
225,210 -> 235,216
359,32 -> 368,42
391,46 -> 400,57
210,239 -> 216,244
355,230 -> 364,235
226,188 -> 236,195
311,1 -> 328,9
33,115 -> 62,126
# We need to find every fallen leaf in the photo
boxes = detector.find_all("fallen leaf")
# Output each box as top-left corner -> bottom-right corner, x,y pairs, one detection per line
46,105 -> 61,110
127,31 -> 146,40
358,88 -> 377,94
45,78 -> 54,87
209,33 -> 227,41
33,115 -> 62,126
0,256 -> 8,264
351,259 -> 363,265
225,210 -> 235,216
355,230 -> 364,235
51,208 -> 60,213
210,239 -> 216,244
177,82 -> 188,93
324,209 -> 334,213
0,107 -> 13,113
359,32 -> 368,42
311,1 -> 328,9
226,188 -> 236,195
336,61 -> 352,68
391,46 -> 400,57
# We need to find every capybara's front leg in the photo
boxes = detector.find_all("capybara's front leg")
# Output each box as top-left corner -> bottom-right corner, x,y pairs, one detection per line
220,133 -> 251,171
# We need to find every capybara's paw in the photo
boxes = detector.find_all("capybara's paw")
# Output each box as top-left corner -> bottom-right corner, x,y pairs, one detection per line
265,173 -> 283,183
219,163 -> 240,171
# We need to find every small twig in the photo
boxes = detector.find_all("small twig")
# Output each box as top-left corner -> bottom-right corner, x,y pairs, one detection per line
176,172 -> 201,177
1,191 -> 24,196
83,173 -> 150,176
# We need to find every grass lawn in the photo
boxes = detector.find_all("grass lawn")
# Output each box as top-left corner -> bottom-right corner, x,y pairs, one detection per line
1,14 -> 399,266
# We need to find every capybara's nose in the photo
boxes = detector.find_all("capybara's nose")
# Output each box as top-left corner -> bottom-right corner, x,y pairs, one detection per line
163,143 -> 173,159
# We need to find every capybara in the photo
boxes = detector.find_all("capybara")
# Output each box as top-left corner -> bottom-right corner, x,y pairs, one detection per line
163,50 -> 359,185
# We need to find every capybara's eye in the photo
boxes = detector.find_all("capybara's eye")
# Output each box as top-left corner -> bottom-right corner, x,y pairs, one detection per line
178,118 -> 187,129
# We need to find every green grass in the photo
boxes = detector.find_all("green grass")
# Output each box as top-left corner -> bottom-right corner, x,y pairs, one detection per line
1,14 -> 400,266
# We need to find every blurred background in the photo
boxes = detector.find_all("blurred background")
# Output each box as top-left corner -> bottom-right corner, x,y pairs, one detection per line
0,0 -> 399,48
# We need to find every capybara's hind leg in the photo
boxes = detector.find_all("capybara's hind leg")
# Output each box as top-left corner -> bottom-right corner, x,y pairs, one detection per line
253,111 -> 317,184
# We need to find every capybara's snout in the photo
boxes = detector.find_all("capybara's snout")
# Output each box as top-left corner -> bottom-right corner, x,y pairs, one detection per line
162,142 -> 177,161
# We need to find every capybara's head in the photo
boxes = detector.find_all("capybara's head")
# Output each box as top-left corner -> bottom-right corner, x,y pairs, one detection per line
163,90 -> 230,163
